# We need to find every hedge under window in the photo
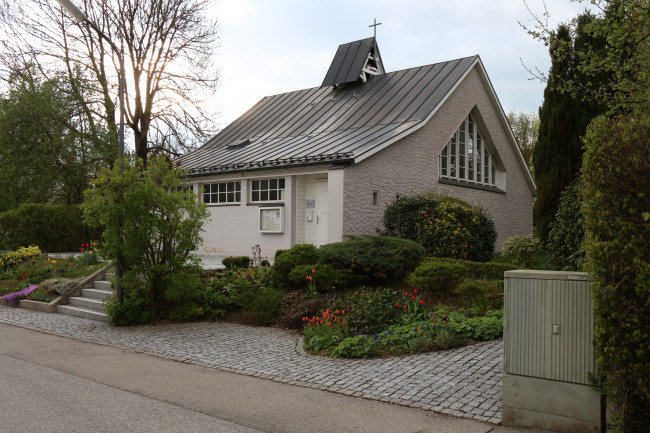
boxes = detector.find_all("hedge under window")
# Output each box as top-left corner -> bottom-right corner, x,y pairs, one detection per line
440,114 -> 497,187
251,178 -> 285,202
203,181 -> 241,204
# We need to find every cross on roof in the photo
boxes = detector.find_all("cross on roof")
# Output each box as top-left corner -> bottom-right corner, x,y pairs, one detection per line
369,18 -> 382,38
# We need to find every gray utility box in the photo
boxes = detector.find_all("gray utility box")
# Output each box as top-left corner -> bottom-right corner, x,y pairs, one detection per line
502,270 -> 603,432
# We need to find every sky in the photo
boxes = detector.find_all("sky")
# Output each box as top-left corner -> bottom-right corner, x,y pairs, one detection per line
207,0 -> 594,129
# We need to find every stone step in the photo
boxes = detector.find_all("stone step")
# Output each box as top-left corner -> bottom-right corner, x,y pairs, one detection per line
81,288 -> 113,301
93,280 -> 112,291
69,296 -> 105,311
57,305 -> 108,322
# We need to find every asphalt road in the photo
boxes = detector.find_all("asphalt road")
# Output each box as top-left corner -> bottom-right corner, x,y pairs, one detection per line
0,324 -> 551,433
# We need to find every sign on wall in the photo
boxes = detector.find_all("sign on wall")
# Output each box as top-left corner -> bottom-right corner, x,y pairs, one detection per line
259,207 -> 284,233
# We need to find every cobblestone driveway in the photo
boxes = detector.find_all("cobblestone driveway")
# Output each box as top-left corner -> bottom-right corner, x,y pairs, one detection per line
0,305 -> 503,424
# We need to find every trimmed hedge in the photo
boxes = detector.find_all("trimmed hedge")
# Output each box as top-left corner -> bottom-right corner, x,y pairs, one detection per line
407,260 -> 466,293
0,203 -> 101,252
423,257 -> 517,280
582,112 -> 650,429
222,256 -> 252,269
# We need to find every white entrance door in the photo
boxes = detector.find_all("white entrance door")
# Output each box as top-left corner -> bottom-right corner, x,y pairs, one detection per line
313,180 -> 328,247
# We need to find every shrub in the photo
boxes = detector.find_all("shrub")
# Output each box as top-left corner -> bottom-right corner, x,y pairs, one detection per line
382,195 -> 439,241
0,204 -> 101,252
417,201 -> 497,262
546,177 -> 586,271
82,155 -> 208,325
502,235 -> 541,268
222,256 -> 251,270
424,257 -> 517,280
271,244 -> 318,287
276,291 -> 329,330
329,288 -> 404,335
318,236 -> 425,285
288,264 -> 341,292
582,112 -> 650,428
407,260 -> 466,293
247,286 -> 284,325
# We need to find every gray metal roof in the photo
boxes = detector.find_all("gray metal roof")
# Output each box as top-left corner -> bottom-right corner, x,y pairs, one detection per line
321,37 -> 383,87
180,55 -> 479,176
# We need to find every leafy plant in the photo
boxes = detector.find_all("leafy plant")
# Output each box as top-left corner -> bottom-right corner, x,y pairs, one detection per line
247,286 -> 284,325
502,235 -> 541,268
546,177 -> 586,271
407,260 -> 466,293
330,335 -> 378,359
394,289 -> 428,325
318,236 -> 425,285
82,155 -> 208,325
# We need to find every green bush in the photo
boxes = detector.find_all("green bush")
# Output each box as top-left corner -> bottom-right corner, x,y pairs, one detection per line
502,235 -> 541,268
222,256 -> 251,269
546,177 -> 585,271
0,204 -> 101,252
329,288 -> 404,335
382,195 -> 439,241
417,201 -> 497,262
288,264 -> 341,292
271,244 -> 318,287
247,286 -> 284,325
582,112 -> 650,428
317,236 -> 425,285
425,257 -> 517,280
83,155 -> 208,325
407,260 -> 466,293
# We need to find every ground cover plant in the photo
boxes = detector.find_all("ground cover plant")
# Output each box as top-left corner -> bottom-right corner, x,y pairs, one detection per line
0,245 -> 104,304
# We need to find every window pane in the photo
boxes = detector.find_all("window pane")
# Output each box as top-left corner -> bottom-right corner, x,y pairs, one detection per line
203,192 -> 211,203
280,190 -> 286,200
279,178 -> 285,189
227,192 -> 234,202
235,191 -> 241,202
261,180 -> 268,190
252,191 -> 259,202
269,190 -> 277,201
261,190 -> 268,201
219,192 -> 226,202
252,180 -> 259,191
270,179 -> 277,189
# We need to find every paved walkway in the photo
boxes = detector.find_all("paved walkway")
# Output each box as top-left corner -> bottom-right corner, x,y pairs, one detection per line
0,305 -> 503,424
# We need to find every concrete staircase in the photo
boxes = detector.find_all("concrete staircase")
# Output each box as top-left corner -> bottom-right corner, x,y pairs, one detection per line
57,278 -> 112,322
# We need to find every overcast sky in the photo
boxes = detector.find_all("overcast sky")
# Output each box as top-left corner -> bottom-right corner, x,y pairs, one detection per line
207,0 -> 593,128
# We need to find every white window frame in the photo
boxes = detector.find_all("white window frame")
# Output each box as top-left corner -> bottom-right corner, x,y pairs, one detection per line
202,181 -> 241,204
250,178 -> 286,203
439,114 -> 499,188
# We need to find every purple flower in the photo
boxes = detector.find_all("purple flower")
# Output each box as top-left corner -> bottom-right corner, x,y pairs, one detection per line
2,285 -> 39,305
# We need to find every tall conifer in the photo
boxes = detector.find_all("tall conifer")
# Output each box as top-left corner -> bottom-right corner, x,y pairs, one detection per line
533,15 -> 606,241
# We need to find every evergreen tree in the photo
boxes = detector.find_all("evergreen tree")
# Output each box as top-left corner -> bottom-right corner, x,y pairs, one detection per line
532,14 -> 607,242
